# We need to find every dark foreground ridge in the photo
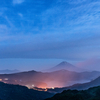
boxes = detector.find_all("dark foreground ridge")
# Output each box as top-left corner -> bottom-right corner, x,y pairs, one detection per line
46,86 -> 100,100
0,82 -> 54,100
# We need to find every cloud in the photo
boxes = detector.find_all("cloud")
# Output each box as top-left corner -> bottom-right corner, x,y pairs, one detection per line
0,33 -> 100,60
0,24 -> 10,36
0,7 -> 7,16
76,58 -> 100,71
18,13 -> 23,18
4,16 -> 14,28
0,24 -> 8,31
40,0 -> 100,33
13,0 -> 24,5
68,0 -> 87,4
0,0 -> 100,61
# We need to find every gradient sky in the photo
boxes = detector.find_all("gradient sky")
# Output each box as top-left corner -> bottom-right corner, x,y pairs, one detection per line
0,0 -> 100,71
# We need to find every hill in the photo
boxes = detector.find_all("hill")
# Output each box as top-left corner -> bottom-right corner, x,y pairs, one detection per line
45,86 -> 100,100
0,82 -> 54,100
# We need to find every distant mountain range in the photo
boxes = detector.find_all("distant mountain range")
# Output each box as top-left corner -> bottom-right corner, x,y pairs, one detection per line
0,61 -> 100,89
0,69 -> 100,88
0,69 -> 20,74
47,75 -> 100,93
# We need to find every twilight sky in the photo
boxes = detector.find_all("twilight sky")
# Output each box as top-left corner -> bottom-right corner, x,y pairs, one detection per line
0,0 -> 100,71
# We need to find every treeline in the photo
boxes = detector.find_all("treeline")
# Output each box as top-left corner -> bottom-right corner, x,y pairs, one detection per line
0,82 -> 53,100
45,86 -> 100,100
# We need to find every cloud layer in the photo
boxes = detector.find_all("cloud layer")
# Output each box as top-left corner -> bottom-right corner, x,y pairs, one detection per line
0,0 -> 100,61
13,0 -> 24,5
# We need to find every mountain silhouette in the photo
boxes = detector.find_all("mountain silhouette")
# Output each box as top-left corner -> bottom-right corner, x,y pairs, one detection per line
46,86 -> 100,100
0,82 -> 53,100
0,69 -> 20,74
48,61 -> 85,72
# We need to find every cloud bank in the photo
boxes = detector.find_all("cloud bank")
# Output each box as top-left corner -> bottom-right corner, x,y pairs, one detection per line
0,0 -> 100,61
13,0 -> 24,5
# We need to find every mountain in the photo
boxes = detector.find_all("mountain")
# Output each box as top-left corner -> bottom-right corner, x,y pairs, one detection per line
0,70 -> 48,88
0,82 -> 54,100
0,70 -> 100,88
0,69 -> 20,74
46,70 -> 100,87
45,86 -> 100,100
47,61 -> 86,72
67,76 -> 100,90
53,61 -> 75,70
47,75 -> 100,93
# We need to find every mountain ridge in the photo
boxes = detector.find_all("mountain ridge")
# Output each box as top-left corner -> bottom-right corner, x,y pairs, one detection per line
47,75 -> 100,93
0,69 -> 20,74
0,69 -> 100,88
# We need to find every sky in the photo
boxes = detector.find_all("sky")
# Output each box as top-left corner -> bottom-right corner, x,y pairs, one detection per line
0,0 -> 100,71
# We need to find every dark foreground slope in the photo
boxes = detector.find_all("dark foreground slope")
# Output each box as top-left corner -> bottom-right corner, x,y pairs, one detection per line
46,86 -> 100,100
0,82 -> 54,100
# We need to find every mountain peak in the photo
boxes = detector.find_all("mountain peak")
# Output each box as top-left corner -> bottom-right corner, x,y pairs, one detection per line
46,61 -> 76,72
58,61 -> 69,66
56,61 -> 74,68
46,61 -> 84,72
